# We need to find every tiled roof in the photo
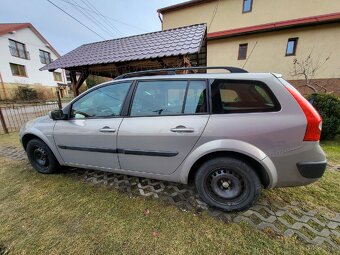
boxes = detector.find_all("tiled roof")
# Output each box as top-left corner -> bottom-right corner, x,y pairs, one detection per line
0,23 -> 60,57
41,23 -> 206,71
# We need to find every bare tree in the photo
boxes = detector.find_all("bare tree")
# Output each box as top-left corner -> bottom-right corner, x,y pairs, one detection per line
290,51 -> 331,93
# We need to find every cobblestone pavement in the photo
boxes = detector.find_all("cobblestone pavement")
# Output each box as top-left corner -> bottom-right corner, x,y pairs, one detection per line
0,145 -> 339,250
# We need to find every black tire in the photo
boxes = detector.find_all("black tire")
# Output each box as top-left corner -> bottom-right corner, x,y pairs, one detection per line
26,139 -> 59,174
195,157 -> 261,212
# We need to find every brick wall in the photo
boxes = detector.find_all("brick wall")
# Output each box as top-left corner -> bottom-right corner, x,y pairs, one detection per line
288,78 -> 340,96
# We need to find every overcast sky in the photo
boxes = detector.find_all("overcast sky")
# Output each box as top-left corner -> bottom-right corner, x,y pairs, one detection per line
0,0 -> 184,55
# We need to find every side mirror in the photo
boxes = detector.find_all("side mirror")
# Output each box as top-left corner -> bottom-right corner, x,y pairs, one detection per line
49,109 -> 66,120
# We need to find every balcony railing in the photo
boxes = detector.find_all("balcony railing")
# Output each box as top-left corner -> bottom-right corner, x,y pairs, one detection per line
9,46 -> 30,60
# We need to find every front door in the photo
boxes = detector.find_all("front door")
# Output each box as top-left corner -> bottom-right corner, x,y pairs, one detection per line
117,79 -> 209,175
53,81 -> 131,170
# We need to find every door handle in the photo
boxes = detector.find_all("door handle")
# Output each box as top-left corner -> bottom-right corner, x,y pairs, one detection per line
99,126 -> 116,133
170,125 -> 194,133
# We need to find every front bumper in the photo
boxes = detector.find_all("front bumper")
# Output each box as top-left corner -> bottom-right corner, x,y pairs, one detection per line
297,161 -> 327,179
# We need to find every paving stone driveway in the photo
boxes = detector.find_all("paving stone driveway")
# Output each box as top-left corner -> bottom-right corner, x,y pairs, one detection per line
1,145 -> 339,250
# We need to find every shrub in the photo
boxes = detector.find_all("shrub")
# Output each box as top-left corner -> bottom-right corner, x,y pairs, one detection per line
86,75 -> 111,89
307,93 -> 340,140
78,83 -> 88,94
16,86 -> 38,101
35,87 -> 55,100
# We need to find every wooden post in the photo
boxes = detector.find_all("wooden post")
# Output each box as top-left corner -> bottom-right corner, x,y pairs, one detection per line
0,107 -> 9,134
70,70 -> 89,97
0,72 -> 7,100
69,71 -> 78,97
56,90 -> 62,109
180,55 -> 192,74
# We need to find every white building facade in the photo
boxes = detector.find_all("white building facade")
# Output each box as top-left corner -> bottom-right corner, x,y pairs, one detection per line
0,23 -> 67,99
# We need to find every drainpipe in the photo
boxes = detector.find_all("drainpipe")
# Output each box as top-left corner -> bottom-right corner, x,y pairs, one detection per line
158,11 -> 163,30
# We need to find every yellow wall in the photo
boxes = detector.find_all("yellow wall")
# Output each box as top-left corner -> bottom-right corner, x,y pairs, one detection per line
207,23 -> 340,79
162,0 -> 340,32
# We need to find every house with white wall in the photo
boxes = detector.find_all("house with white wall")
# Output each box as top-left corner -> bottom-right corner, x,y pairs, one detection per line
0,23 -> 68,100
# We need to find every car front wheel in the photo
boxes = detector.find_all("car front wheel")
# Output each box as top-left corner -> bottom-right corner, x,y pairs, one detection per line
26,139 -> 59,174
195,157 -> 261,212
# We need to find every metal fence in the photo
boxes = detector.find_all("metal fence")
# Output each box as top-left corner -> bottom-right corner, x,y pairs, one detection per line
0,101 -> 60,134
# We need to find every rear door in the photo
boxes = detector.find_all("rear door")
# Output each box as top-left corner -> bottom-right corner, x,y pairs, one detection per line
53,81 -> 131,170
117,79 -> 209,175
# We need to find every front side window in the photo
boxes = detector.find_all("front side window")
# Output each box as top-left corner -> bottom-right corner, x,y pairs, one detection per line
238,43 -> 248,60
71,82 -> 131,119
10,63 -> 27,77
53,72 -> 62,82
243,0 -> 253,13
211,79 -> 280,113
130,80 -> 207,117
39,50 -> 52,64
9,39 -> 29,59
286,38 -> 298,56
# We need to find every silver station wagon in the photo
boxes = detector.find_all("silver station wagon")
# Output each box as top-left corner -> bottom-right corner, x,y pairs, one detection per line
20,67 -> 327,211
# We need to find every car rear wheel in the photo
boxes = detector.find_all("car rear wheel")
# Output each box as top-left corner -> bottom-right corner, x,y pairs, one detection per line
195,157 -> 261,212
26,139 -> 59,174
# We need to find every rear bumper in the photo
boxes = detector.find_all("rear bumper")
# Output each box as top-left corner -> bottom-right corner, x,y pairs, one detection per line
297,161 -> 327,179
269,142 -> 327,188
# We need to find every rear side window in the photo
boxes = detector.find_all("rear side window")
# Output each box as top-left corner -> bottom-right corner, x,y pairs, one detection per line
211,79 -> 280,114
130,80 -> 207,116
184,81 -> 207,114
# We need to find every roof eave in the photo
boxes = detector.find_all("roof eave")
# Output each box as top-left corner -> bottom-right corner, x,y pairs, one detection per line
0,23 -> 61,58
158,0 -> 216,14
208,12 -> 340,40
28,25 -> 61,58
41,52 -> 200,72
0,23 -> 31,35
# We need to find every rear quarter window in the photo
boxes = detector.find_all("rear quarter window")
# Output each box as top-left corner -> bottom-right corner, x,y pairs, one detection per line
211,79 -> 281,114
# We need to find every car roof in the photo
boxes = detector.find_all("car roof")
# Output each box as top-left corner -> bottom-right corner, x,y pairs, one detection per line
99,72 -> 277,85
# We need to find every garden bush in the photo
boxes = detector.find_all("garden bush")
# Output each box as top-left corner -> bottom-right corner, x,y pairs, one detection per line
86,75 -> 111,88
16,86 -> 38,101
307,93 -> 340,140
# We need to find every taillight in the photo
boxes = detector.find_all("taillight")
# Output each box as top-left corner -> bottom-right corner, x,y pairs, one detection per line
285,85 -> 322,141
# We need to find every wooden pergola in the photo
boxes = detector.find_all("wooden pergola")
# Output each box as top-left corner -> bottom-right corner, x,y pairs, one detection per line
68,54 -> 206,96
41,24 -> 207,96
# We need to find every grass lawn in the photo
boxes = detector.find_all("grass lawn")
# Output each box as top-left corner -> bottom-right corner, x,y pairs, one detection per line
322,136 -> 340,165
0,133 -> 339,254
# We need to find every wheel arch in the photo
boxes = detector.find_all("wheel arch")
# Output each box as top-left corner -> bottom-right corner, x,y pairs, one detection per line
177,139 -> 277,188
22,133 -> 41,149
187,151 -> 270,188
21,130 -> 64,165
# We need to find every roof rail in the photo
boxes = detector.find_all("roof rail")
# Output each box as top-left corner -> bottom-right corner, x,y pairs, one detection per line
115,66 -> 248,79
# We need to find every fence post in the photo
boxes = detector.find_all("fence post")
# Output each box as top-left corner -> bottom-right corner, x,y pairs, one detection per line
0,72 -> 7,100
0,107 -> 9,134
56,90 -> 62,110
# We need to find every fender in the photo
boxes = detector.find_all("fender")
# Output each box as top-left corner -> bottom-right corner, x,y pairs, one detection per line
177,139 -> 278,188
21,127 -> 65,165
